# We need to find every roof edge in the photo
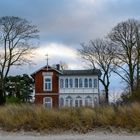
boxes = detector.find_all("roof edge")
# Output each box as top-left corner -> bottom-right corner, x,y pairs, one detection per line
30,65 -> 62,77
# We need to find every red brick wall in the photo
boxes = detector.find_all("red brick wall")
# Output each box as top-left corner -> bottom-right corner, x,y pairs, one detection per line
34,69 -> 59,94
33,68 -> 59,107
35,95 -> 59,108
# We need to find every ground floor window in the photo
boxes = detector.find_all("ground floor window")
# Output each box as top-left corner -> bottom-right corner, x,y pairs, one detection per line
59,97 -> 64,107
43,97 -> 52,108
59,95 -> 97,108
75,96 -> 82,107
94,97 -> 98,106
85,96 -> 92,107
65,96 -> 73,107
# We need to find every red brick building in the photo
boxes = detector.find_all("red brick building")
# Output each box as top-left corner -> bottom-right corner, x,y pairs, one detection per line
31,65 -> 61,108
31,64 -> 101,108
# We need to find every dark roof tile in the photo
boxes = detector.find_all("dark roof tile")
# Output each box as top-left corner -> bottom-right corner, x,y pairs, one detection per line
60,69 -> 101,76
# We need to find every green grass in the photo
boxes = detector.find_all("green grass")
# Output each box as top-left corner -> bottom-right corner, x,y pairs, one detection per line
6,96 -> 21,104
0,103 -> 140,132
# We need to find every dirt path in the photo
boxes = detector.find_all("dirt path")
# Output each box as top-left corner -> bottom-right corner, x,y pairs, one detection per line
0,133 -> 140,140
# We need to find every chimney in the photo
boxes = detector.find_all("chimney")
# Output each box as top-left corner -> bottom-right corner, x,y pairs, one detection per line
56,64 -> 60,71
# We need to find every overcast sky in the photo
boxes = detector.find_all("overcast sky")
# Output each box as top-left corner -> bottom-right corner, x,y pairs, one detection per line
0,0 -> 140,92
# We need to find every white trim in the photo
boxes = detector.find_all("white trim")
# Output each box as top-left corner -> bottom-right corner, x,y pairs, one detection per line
59,76 -> 98,90
42,72 -> 53,76
35,93 -> 58,95
59,93 -> 98,107
31,65 -> 62,76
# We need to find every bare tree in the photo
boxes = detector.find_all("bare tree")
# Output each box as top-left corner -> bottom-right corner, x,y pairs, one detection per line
135,22 -> 140,90
108,19 -> 140,94
59,61 -> 68,70
79,39 -> 115,104
0,16 -> 39,104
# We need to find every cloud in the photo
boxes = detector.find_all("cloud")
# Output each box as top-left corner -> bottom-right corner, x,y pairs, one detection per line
9,43 -> 85,76
0,0 -> 140,46
1,0 -> 140,91
36,43 -> 77,59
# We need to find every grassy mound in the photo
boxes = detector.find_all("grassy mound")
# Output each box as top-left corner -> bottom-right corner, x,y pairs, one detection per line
0,103 -> 140,132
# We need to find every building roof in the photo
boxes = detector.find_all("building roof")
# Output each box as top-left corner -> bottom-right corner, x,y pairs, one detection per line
31,64 -> 101,78
60,69 -> 101,76
31,65 -> 62,78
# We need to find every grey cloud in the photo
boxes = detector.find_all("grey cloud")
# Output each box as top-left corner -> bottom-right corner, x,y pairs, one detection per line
0,0 -> 140,90
0,0 -> 140,47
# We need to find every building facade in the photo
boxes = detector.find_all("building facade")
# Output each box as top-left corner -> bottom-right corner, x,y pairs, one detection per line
31,65 -> 101,108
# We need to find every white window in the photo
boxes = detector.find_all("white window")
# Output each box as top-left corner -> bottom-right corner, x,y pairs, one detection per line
44,76 -> 52,91
94,97 -> 98,106
75,96 -> 82,107
65,78 -> 68,88
89,78 -> 92,88
85,96 -> 92,107
84,78 -> 88,88
79,78 -> 83,88
43,97 -> 52,108
59,97 -> 64,107
69,78 -> 73,88
60,79 -> 64,88
94,79 -> 98,88
65,96 -> 73,107
75,78 -> 78,88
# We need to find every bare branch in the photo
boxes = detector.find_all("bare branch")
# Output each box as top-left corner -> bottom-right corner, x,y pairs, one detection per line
0,16 -> 39,104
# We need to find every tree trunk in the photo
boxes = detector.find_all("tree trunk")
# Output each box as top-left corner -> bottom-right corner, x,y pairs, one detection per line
105,86 -> 109,104
0,90 -> 6,105
0,80 -> 6,105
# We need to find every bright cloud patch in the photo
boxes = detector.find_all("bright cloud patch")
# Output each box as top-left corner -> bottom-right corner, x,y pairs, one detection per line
36,43 -> 77,59
33,43 -> 84,70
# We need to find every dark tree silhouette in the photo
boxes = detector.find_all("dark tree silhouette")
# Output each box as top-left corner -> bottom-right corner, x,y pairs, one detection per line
0,16 -> 39,105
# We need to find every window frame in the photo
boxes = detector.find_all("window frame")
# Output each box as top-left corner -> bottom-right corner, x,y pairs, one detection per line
65,78 -> 69,88
75,78 -> 79,88
75,96 -> 82,107
84,78 -> 88,88
44,76 -> 52,91
79,78 -> 83,88
69,78 -> 73,88
60,78 -> 64,89
94,78 -> 98,88
89,78 -> 92,88
59,97 -> 64,107
94,96 -> 98,106
85,96 -> 92,107
65,96 -> 73,107
43,97 -> 52,108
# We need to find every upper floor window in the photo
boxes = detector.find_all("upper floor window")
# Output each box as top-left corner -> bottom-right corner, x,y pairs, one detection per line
69,78 -> 73,88
75,78 -> 78,88
65,78 -> 68,88
79,78 -> 83,88
89,78 -> 92,88
44,76 -> 52,91
60,79 -> 64,88
94,78 -> 98,88
84,78 -> 88,88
